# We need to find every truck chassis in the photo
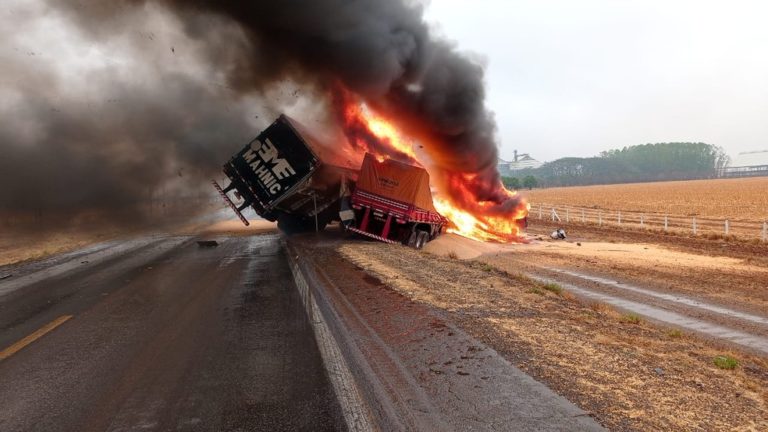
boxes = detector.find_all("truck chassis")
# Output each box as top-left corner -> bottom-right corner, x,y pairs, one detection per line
349,188 -> 447,249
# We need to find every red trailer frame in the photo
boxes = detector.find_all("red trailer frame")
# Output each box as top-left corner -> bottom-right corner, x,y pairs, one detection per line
349,188 -> 448,246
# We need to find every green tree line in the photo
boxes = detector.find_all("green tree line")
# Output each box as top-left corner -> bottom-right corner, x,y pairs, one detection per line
502,142 -> 729,189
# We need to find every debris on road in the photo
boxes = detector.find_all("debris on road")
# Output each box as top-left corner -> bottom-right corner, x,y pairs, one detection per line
196,240 -> 219,248
550,228 -> 567,240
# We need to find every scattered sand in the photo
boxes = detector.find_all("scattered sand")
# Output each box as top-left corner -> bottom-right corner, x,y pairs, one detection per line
519,240 -> 767,273
181,218 -> 277,237
423,233 -> 506,259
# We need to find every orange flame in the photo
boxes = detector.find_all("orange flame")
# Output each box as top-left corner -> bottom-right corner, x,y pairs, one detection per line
340,99 -> 529,243
434,198 -> 530,242
342,103 -> 420,163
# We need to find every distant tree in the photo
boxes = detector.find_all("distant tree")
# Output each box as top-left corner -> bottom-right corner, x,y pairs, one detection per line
502,176 -> 520,190
522,175 -> 538,190
530,142 -> 728,187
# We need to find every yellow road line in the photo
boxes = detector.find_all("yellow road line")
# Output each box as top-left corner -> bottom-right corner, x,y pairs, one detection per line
0,315 -> 73,361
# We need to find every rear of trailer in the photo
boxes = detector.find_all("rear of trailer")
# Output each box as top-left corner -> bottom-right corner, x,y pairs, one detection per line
348,153 -> 447,249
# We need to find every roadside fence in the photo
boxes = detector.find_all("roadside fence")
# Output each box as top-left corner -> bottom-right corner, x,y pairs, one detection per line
531,203 -> 768,242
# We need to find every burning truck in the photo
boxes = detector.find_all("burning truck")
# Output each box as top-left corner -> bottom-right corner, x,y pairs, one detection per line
214,115 -> 447,248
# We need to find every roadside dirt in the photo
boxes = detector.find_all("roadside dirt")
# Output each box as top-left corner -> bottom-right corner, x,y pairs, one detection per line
0,225 -> 136,267
0,213 -> 275,267
314,232 -> 768,431
517,221 -> 768,315
527,219 -> 768,266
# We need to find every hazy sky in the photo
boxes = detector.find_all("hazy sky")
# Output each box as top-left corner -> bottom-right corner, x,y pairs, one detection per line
424,0 -> 768,162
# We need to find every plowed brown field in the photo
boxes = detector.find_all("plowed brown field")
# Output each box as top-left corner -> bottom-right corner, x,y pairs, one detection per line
523,177 -> 768,219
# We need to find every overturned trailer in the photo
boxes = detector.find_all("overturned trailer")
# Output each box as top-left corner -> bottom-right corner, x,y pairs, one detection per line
215,115 -> 448,248
213,114 -> 356,233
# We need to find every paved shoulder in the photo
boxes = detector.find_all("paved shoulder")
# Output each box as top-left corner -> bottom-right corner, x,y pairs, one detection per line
291,238 -> 604,431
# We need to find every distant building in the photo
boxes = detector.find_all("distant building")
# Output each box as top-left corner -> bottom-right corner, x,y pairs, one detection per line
722,150 -> 768,178
498,150 -> 543,176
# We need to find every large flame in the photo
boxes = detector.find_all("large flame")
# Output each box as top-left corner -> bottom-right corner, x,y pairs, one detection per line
433,198 -> 530,242
337,94 -> 529,243
341,101 -> 420,164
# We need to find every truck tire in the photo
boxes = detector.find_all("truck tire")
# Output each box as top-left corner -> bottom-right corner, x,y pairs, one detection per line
415,231 -> 429,250
406,231 -> 418,248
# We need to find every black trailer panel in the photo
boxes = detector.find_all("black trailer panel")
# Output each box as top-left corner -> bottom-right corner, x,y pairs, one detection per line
217,114 -> 360,231
225,115 -> 318,212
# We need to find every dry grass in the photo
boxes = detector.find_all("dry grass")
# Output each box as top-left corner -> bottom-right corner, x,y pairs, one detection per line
336,241 -> 768,431
0,229 -> 124,267
523,177 -> 768,220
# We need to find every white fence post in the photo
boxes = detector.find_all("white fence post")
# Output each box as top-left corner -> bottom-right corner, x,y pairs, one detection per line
551,208 -> 561,222
664,215 -> 668,232
599,212 -> 603,227
692,217 -> 697,235
724,219 -> 729,235
762,221 -> 767,242
640,215 -> 644,227
538,205 -> 542,220
566,208 -> 570,223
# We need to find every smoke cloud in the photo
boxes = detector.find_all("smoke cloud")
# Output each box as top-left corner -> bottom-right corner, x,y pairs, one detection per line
2,0 -> 518,222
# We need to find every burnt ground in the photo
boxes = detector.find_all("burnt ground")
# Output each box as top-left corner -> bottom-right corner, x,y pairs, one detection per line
295,227 -> 768,431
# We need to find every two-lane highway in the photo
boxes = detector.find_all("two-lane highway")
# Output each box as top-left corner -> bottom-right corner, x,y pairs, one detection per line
0,233 -> 344,431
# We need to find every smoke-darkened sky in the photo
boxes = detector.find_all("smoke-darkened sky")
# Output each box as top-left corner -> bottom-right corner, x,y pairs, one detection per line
426,0 -> 768,162
3,0 -> 766,216
0,0 -> 334,213
2,0 -> 512,215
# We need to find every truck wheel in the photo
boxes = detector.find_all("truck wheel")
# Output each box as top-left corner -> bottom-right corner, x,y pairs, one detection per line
415,231 -> 429,249
407,231 -> 418,248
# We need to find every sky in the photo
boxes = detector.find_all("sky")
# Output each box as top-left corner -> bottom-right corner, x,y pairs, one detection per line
424,0 -> 768,162
4,0 -> 768,168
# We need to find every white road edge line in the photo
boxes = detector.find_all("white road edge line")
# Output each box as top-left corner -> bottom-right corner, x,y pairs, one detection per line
285,245 -> 376,432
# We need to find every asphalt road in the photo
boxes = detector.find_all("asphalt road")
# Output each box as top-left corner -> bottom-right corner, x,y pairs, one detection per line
0,234 -> 344,432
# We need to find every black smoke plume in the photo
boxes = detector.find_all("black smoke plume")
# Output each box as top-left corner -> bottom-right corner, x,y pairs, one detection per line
3,0 -> 518,224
